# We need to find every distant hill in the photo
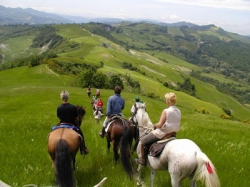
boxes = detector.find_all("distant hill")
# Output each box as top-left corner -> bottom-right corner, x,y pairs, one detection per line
0,5 -> 245,37
0,5 -> 72,25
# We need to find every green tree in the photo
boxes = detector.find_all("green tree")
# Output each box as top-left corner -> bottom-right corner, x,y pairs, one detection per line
28,55 -> 39,67
92,72 -> 108,88
179,78 -> 196,96
78,68 -> 97,87
109,75 -> 124,89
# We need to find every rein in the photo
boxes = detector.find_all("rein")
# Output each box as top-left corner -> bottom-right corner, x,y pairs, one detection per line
130,103 -> 139,126
130,103 -> 146,125
138,125 -> 153,139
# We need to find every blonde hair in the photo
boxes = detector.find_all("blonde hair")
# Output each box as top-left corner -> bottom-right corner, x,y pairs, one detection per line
165,92 -> 177,105
60,90 -> 69,102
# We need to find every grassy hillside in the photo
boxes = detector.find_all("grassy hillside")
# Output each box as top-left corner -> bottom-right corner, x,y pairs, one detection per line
1,24 -> 250,120
0,64 -> 250,187
51,25 -> 250,121
88,22 -> 250,104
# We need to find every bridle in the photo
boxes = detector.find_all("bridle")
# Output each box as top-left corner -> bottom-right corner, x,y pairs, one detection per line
76,106 -> 85,127
130,103 -> 139,126
130,103 -> 153,139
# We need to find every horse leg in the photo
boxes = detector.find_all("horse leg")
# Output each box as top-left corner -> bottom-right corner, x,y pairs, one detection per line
106,139 -> 111,151
73,156 -> 76,170
150,169 -> 156,187
189,176 -> 197,187
51,160 -> 56,173
113,140 -> 119,161
170,173 -> 181,187
136,165 -> 143,186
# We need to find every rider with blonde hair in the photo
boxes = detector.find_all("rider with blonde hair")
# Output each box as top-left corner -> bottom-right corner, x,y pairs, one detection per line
136,92 -> 181,166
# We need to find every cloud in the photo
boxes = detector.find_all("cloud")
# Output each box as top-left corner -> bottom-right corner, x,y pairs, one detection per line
170,15 -> 179,21
155,0 -> 250,10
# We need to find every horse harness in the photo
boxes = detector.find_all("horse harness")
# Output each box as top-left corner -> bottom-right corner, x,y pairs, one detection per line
130,103 -> 145,127
106,114 -> 126,127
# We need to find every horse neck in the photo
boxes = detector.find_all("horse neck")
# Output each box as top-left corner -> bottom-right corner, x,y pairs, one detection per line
137,110 -> 154,135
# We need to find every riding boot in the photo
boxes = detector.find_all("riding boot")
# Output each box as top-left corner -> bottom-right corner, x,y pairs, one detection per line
80,141 -> 89,155
99,126 -> 106,138
79,134 -> 89,155
136,143 -> 147,166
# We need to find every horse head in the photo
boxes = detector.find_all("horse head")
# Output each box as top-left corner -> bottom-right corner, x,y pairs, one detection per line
130,103 -> 146,123
76,105 -> 86,126
131,103 -> 154,136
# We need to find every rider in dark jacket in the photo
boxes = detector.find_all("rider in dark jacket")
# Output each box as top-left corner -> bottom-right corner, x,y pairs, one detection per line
57,90 -> 89,155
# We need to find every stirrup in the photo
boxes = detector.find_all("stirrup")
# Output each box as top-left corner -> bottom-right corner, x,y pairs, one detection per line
80,147 -> 89,155
98,131 -> 104,138
135,158 -> 146,166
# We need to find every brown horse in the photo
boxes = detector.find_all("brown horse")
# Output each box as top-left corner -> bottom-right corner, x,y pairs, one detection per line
105,116 -> 136,179
47,106 -> 86,187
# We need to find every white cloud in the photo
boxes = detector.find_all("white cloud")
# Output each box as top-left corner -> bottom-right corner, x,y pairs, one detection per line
170,15 -> 179,21
155,0 -> 250,10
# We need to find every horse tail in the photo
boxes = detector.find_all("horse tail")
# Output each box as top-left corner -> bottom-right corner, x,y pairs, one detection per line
55,139 -> 75,187
193,151 -> 220,187
120,119 -> 133,179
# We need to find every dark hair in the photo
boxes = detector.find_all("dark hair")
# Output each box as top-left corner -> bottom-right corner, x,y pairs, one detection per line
114,86 -> 121,94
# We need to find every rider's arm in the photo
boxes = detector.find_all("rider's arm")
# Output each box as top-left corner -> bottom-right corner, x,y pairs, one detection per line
154,110 -> 166,129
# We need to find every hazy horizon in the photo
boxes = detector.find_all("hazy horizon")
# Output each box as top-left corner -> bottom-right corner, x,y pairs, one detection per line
1,0 -> 250,35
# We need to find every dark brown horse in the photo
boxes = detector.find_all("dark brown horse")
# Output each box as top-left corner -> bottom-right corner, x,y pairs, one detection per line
105,116 -> 136,179
87,86 -> 91,97
47,106 -> 86,187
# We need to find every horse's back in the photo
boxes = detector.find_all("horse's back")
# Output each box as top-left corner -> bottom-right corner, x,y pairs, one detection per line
157,139 -> 201,172
167,139 -> 200,152
163,138 -> 200,157
108,118 -> 134,140
108,120 -> 124,139
48,128 -> 79,158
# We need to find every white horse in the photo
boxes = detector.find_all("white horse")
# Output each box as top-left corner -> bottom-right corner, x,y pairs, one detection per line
131,104 -> 220,187
93,108 -> 104,124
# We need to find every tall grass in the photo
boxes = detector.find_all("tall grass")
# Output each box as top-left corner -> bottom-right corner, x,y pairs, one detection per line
1,65 -> 250,186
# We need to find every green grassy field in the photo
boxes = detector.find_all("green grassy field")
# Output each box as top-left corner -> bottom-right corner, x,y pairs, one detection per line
1,65 -> 250,187
1,24 -> 250,187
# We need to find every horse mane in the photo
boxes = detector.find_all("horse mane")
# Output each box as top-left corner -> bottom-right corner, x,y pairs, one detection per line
76,105 -> 86,116
137,105 -> 154,129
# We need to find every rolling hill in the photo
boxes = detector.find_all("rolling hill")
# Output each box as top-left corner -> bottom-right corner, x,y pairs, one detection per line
0,5 -> 72,25
0,23 -> 250,121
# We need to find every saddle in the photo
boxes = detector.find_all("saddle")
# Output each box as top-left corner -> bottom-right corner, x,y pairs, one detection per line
105,114 -> 124,132
149,132 -> 176,157
50,124 -> 83,142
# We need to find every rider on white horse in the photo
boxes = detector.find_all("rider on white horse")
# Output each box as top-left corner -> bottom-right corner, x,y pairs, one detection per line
136,92 -> 181,166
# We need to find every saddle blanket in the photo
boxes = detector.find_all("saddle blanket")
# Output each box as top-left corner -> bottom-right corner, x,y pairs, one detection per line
52,124 -> 79,131
149,137 -> 175,157
105,122 -> 112,132
104,115 -> 123,132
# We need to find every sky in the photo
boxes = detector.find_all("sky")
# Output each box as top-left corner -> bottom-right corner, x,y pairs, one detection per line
1,0 -> 250,35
